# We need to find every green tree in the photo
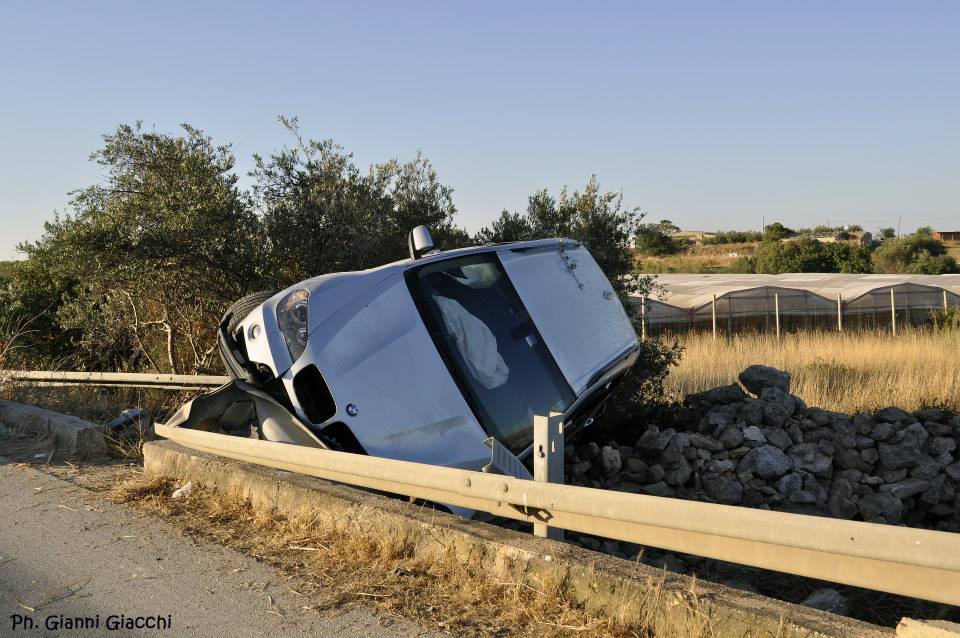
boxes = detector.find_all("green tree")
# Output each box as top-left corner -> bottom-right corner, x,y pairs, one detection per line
752,237 -> 872,274
523,178 -> 642,296
872,230 -> 958,274
879,227 -> 896,240
656,219 -> 680,235
634,223 -> 681,257
474,210 -> 533,243
703,230 -> 763,245
0,253 -> 79,367
830,243 -> 873,273
762,222 -> 794,242
476,177 -> 682,436
253,117 -> 461,283
20,122 -> 263,373
754,237 -> 830,273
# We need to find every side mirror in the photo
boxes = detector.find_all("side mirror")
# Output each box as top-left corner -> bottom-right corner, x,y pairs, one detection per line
408,225 -> 435,260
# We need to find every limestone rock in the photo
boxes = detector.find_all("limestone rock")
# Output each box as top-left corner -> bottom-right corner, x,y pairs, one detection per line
802,588 -> 848,615
600,446 -> 622,475
787,443 -> 832,475
740,445 -> 793,479
738,365 -> 791,396
703,476 -> 743,504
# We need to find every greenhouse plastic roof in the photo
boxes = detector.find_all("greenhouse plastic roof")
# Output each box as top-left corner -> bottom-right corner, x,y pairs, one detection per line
638,273 -> 960,310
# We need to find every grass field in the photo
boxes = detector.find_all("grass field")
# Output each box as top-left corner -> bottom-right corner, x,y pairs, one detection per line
635,242 -> 758,273
665,328 -> 960,414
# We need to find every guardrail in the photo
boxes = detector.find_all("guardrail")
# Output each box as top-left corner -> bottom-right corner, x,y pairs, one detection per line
11,368 -> 960,606
1,370 -> 229,390
155,421 -> 960,606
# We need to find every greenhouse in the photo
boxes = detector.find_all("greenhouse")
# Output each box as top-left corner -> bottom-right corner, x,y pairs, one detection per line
633,274 -> 960,336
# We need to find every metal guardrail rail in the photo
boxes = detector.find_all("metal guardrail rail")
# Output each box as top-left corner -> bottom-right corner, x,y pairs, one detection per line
2,370 -> 229,390
155,422 -> 960,606
11,369 -> 960,605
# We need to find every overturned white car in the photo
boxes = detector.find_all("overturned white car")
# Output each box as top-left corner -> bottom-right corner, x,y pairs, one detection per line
169,227 -> 638,480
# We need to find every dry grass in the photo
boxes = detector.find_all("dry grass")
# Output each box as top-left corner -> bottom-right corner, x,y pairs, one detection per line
666,329 -> 960,414
107,476 -> 756,638
0,380 -> 200,425
635,242 -> 758,274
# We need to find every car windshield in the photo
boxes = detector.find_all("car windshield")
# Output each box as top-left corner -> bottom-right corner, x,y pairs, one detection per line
408,253 -> 575,453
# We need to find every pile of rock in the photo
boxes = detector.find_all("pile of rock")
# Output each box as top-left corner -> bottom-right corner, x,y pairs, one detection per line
567,365 -> 960,532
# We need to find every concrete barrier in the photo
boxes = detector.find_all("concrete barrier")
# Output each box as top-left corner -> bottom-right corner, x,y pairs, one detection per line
0,400 -> 108,456
897,619 -> 960,637
144,439 -> 891,638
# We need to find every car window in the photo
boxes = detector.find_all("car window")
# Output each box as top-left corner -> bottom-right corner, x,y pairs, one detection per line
408,253 -> 574,452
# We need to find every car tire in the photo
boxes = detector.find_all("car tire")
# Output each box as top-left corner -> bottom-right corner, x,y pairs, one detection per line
219,290 -> 277,380
225,290 -> 277,335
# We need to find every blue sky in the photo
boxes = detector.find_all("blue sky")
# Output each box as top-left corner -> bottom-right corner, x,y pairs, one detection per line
1,1 -> 957,259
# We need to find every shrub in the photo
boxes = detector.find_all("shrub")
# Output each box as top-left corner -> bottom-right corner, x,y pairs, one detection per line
872,231 -> 958,274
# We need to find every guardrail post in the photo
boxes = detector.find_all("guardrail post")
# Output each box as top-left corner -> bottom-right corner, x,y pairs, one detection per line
837,292 -> 843,332
711,294 -> 717,340
533,412 -> 564,540
774,292 -> 781,340
891,288 -> 897,336
640,296 -> 647,340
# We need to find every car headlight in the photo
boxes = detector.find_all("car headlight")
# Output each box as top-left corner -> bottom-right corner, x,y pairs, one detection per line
276,289 -> 309,362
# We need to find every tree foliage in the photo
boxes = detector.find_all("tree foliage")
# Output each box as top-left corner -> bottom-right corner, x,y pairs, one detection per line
762,221 -> 794,242
747,237 -> 872,274
20,123 -> 263,372
871,230 -> 958,275
254,117 -> 465,284
634,219 -> 685,257
702,230 -> 763,245
476,177 -> 682,431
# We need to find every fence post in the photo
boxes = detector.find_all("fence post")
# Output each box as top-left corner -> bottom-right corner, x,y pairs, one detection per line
890,288 -> 897,336
774,292 -> 781,340
640,296 -> 647,340
837,293 -> 843,332
533,412 -> 564,540
945,289 -> 950,311
711,294 -> 718,340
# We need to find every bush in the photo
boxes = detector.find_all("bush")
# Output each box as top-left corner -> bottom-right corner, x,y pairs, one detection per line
703,230 -> 763,245
634,223 -> 684,256
872,231 -> 958,274
748,238 -> 872,274
762,222 -> 794,242
930,306 -> 960,333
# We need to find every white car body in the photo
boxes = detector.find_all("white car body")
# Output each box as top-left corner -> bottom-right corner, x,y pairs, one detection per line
232,239 -> 638,471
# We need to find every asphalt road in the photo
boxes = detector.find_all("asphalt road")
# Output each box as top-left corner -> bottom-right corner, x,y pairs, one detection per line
0,461 -> 426,638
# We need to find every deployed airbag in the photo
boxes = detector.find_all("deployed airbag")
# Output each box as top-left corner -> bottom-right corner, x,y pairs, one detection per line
434,295 -> 509,390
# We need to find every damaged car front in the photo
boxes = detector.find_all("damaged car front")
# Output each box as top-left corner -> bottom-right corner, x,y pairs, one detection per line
168,228 -> 639,492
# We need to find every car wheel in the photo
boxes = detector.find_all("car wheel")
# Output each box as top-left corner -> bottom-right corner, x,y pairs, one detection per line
219,290 -> 277,381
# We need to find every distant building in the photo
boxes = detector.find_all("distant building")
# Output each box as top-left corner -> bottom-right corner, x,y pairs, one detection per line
850,230 -> 873,246
933,231 -> 960,241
